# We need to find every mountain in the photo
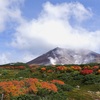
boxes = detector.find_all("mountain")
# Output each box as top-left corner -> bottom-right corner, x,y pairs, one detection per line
27,47 -> 100,65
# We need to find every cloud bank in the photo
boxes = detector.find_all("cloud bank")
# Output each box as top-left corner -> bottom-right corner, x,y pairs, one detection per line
12,2 -> 100,57
0,0 -> 25,64
0,53 -> 11,65
0,0 -> 25,32
0,1 -> 100,64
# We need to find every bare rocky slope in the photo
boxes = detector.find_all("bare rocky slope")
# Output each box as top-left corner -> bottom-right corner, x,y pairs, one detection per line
27,47 -> 100,65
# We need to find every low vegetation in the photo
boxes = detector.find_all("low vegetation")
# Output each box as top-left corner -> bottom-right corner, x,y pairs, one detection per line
0,63 -> 100,100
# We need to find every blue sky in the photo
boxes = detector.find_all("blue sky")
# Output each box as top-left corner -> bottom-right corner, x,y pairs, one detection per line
0,0 -> 100,64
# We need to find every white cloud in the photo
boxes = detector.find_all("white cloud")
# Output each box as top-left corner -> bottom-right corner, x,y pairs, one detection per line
0,0 -> 25,32
11,1 -> 100,55
0,0 -> 25,64
41,2 -> 92,22
0,1 -> 98,63
0,1 -> 99,64
0,53 -> 11,65
22,53 -> 37,62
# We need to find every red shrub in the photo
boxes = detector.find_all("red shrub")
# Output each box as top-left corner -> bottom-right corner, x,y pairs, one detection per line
80,69 -> 93,75
18,66 -> 25,70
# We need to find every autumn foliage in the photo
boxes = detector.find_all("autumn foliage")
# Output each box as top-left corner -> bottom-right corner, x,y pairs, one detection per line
1,63 -> 100,99
51,79 -> 65,85
0,78 -> 58,99
41,67 -> 46,71
80,69 -> 93,75
56,66 -> 67,71
71,66 -> 82,71
0,66 -> 25,70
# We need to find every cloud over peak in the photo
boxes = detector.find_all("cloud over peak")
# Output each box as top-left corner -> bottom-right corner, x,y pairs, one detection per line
12,1 -> 99,54
0,1 -> 100,64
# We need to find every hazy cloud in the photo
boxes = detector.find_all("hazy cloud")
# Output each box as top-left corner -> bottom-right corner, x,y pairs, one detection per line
11,1 -> 100,58
0,53 -> 11,64
0,0 -> 25,64
0,1 -> 100,63
0,0 -> 25,32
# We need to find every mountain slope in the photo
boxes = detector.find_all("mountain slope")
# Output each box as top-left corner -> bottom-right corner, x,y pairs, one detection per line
27,47 -> 100,65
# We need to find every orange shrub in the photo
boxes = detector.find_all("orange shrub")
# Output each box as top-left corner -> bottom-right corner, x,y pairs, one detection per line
97,69 -> 100,74
83,66 -> 91,70
71,66 -> 81,71
47,70 -> 53,73
56,66 -> 67,71
0,78 -> 58,99
51,79 -> 65,85
41,67 -> 46,71
93,66 -> 99,70
41,82 -> 57,92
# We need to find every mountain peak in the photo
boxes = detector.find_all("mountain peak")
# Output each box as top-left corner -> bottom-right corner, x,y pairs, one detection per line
27,47 -> 100,65
53,47 -> 63,50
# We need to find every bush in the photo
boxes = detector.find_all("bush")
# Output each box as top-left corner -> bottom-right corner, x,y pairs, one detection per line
57,73 -> 72,82
73,74 -> 84,80
80,69 -> 93,75
82,74 -> 100,84
56,84 -> 73,91
37,88 -> 52,97
15,69 -> 31,78
11,94 -> 41,100
71,71 -> 80,76
11,91 -> 68,100
50,91 -> 68,100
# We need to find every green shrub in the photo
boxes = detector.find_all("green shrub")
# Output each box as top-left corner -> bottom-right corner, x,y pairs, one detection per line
73,74 -> 84,80
2,70 -> 9,76
82,74 -> 100,84
57,73 -> 72,82
37,88 -> 52,97
15,69 -> 31,78
72,71 -> 80,76
11,94 -> 41,100
11,91 -> 68,100
49,91 -> 68,100
56,84 -> 73,91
